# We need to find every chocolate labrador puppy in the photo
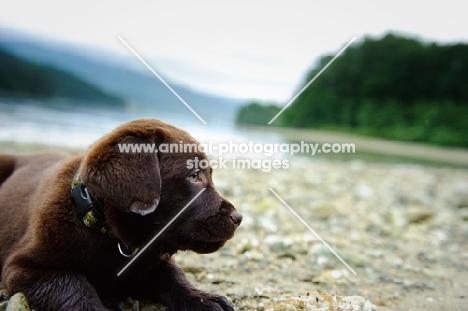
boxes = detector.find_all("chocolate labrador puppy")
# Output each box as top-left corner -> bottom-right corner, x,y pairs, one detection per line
0,118 -> 242,311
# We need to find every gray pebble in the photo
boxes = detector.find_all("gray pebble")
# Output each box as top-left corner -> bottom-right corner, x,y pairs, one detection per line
5,293 -> 29,311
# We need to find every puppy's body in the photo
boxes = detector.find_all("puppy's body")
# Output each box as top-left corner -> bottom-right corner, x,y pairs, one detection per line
0,119 -> 241,311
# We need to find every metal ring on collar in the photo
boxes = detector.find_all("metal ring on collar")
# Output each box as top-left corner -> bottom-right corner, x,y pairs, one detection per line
118,243 -> 136,258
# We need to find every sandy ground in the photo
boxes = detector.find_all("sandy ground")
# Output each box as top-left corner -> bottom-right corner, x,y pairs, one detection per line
196,161 -> 468,310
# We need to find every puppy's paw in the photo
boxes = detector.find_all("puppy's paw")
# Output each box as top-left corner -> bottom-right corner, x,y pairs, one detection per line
172,291 -> 234,311
196,295 -> 234,311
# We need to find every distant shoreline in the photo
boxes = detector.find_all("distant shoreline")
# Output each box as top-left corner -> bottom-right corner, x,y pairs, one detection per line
0,141 -> 83,155
237,125 -> 468,167
0,96 -> 126,109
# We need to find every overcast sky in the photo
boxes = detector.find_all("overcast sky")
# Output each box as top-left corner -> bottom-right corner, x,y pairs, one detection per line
1,0 -> 466,102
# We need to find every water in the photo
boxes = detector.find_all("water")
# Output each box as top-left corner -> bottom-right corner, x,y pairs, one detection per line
0,99 -> 285,151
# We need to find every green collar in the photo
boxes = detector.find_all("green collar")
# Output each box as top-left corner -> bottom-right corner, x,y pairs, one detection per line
70,172 -> 108,233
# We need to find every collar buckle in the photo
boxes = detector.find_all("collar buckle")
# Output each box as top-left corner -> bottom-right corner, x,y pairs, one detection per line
70,182 -> 104,224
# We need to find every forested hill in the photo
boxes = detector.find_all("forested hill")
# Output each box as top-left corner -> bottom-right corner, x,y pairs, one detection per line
0,47 -> 124,106
236,34 -> 468,147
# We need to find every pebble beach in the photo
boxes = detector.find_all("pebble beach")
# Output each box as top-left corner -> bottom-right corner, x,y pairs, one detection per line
1,146 -> 467,311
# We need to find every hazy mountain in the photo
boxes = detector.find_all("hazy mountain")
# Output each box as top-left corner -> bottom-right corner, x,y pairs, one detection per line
0,26 -> 242,123
0,46 -> 125,106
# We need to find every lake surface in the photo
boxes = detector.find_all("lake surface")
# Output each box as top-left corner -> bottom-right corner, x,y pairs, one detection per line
0,98 -> 284,149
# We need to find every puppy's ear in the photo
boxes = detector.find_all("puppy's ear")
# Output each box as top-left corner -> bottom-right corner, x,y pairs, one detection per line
80,137 -> 161,216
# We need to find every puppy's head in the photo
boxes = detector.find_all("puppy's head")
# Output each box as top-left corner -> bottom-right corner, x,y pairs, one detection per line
79,118 -> 241,254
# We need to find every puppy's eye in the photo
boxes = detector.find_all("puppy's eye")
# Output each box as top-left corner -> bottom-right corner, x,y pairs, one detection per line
188,170 -> 200,182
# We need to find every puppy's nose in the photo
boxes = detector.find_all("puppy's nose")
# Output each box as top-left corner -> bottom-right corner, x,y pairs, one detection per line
230,211 -> 243,227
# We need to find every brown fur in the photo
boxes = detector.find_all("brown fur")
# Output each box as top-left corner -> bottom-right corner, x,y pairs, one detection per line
0,119 -> 242,311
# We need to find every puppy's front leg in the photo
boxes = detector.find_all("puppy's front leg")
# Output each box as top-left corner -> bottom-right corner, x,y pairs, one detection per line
3,261 -> 107,311
134,257 -> 234,311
